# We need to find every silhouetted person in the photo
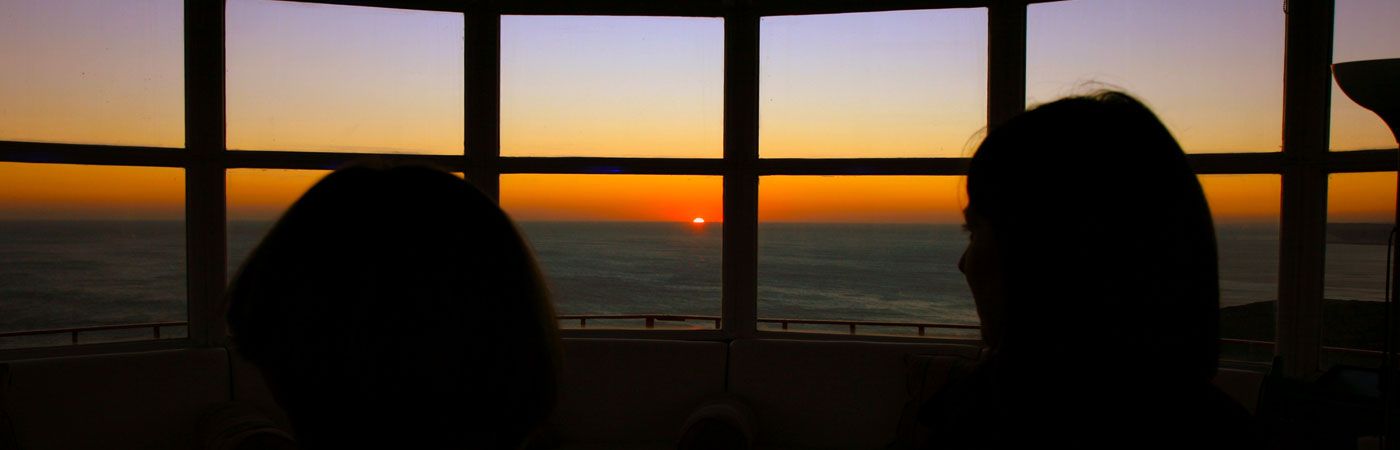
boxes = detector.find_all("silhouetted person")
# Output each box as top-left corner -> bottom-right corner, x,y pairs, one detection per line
225,165 -> 560,449
918,92 -> 1255,449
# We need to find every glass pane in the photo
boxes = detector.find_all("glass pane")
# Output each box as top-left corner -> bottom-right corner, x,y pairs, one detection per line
757,176 -> 975,338
1200,175 -> 1282,363
0,163 -> 186,349
1330,0 -> 1400,151
1028,0 -> 1283,153
0,0 -> 183,147
501,16 -> 723,158
227,169 -> 332,277
1322,172 -> 1396,369
500,175 -> 722,329
226,0 -> 464,154
760,9 -> 987,158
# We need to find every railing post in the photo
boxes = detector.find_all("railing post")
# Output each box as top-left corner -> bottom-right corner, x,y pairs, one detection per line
918,326 -> 926,337
646,317 -> 655,329
849,324 -> 856,334
714,318 -> 721,329
154,326 -> 161,339
579,318 -> 586,328
71,332 -> 78,344
781,321 -> 788,330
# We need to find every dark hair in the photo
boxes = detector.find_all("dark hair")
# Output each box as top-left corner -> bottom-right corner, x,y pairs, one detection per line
966,91 -> 1219,383
226,164 -> 560,449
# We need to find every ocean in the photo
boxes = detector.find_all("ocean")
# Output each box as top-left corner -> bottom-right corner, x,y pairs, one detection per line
0,220 -> 1390,347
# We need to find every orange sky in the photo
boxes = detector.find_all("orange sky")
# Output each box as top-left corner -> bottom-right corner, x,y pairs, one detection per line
9,164 -> 1392,226
0,163 -> 183,220
1198,175 -> 1282,224
760,176 -> 964,223
1330,172 -> 1397,223
226,169 -> 331,220
501,174 -> 722,222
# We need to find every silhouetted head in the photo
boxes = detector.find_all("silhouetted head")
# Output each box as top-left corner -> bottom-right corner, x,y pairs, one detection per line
226,164 -> 560,449
962,91 -> 1218,383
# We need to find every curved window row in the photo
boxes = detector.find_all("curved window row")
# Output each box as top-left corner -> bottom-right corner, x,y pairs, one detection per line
0,0 -> 1395,376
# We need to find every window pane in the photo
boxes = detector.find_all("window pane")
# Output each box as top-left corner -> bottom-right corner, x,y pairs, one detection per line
760,10 -> 987,158
501,16 -> 723,158
758,176 -> 975,338
1330,0 -> 1400,151
1200,175 -> 1282,363
500,175 -> 722,329
1322,172 -> 1396,369
226,0 -> 464,155
0,0 -> 183,147
0,163 -> 185,349
1028,0 -> 1283,153
227,169 -> 332,276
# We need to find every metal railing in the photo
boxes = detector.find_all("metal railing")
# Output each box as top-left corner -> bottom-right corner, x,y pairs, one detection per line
1220,337 -> 1386,357
0,320 -> 1389,359
558,313 -> 979,336
0,322 -> 188,345
758,317 -> 979,336
559,314 -> 723,330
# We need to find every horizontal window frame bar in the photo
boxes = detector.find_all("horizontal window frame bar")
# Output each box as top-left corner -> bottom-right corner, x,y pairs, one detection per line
270,0 -> 473,13
755,158 -> 968,175
500,0 -> 725,17
270,0 -> 1064,16
755,0 -> 1061,17
498,157 -> 726,175
4,141 -> 1394,176
1188,153 -> 1287,175
1314,148 -> 1400,173
0,141 -> 187,168
272,0 -> 728,15
223,150 -> 468,171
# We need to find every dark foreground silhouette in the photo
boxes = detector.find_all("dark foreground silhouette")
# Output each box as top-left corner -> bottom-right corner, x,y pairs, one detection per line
919,92 -> 1257,449
225,164 -> 560,449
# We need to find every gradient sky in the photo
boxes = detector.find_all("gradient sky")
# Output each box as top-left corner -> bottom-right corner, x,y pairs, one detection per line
1332,0 -> 1400,150
1028,0 -> 1285,153
225,0 -> 464,154
502,16 -> 723,158
0,0 -> 1396,223
0,0 -> 184,148
761,9 -> 987,158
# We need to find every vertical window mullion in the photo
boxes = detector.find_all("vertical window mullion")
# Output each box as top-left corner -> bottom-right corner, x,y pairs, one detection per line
987,2 -> 1027,131
723,7 -> 760,339
1278,0 -> 1335,377
466,11 -> 501,200
184,0 -> 228,346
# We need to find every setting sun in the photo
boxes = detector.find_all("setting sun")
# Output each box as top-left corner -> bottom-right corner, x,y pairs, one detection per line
693,217 -> 705,224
